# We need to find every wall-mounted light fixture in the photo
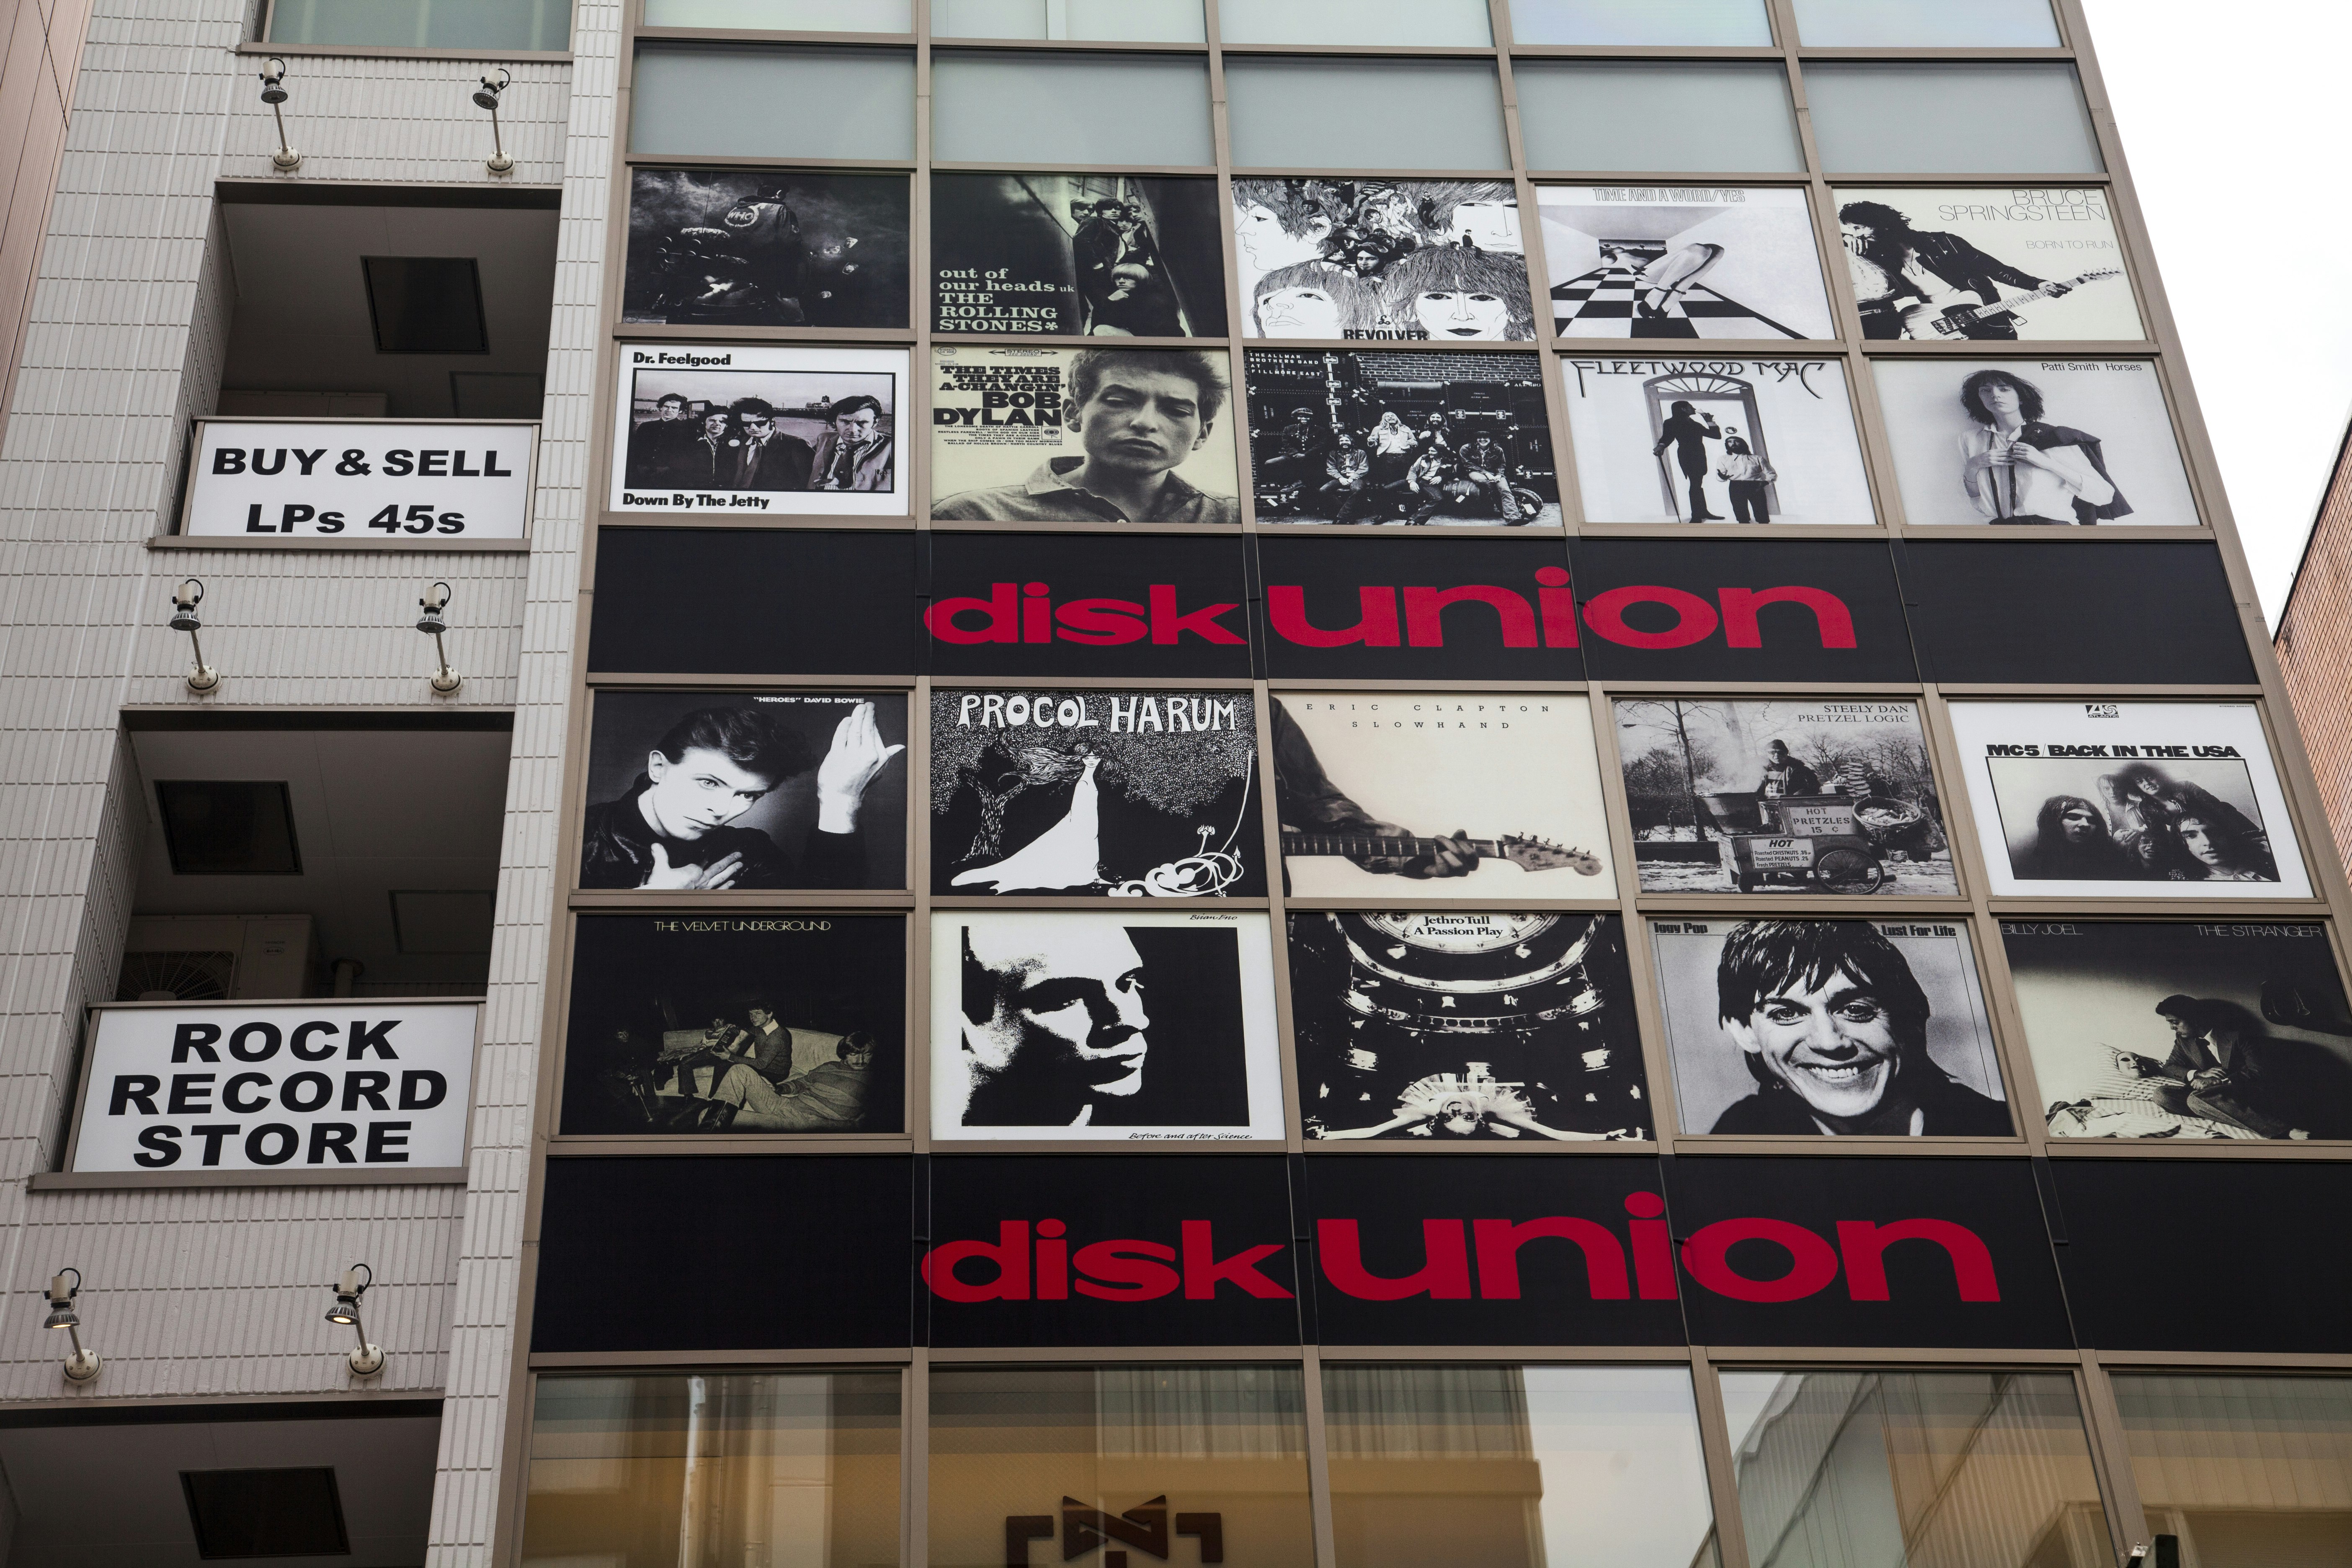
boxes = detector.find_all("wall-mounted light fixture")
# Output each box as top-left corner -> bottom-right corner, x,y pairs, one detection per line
258,58 -> 301,172
45,1269 -> 100,1383
416,582 -> 462,695
325,1264 -> 384,1376
472,69 -> 515,176
168,579 -> 219,694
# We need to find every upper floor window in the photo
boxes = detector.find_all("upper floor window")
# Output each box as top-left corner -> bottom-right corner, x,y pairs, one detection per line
643,0 -> 913,28
264,0 -> 571,51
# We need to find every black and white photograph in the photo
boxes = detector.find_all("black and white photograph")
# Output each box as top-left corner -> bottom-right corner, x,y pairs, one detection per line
609,343 -> 908,516
1538,186 -> 1836,341
1273,694 -> 1612,898
1561,356 -> 1876,525
622,167 -> 910,329
1649,918 -> 2011,1137
930,345 -> 1240,524
932,173 -> 1224,337
1872,358 -> 2199,527
928,910 -> 1283,1142
560,914 -> 905,1136
1243,348 -> 1560,526
2004,920 -> 2352,1142
1230,177 -> 1537,341
1614,699 -> 1957,895
1291,912 -> 1650,1142
580,691 -> 908,892
1834,187 -> 2143,342
1945,701 -> 2311,898
930,689 -> 1263,897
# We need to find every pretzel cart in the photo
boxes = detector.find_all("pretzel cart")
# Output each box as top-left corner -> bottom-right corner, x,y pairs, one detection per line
1698,791 -> 1895,894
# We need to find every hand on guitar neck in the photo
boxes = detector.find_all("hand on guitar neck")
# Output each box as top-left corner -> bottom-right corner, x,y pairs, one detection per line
1281,825 -> 1606,878
1895,267 -> 2123,340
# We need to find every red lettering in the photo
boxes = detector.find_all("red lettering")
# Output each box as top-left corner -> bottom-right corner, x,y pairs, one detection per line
1022,581 -> 1052,643
1036,1218 -> 1068,1301
1719,586 -> 1856,650
1054,598 -> 1148,645
1403,585 -> 1537,649
1681,1218 -> 1840,1302
921,1222 -> 1030,1301
1181,1219 -> 1293,1300
1073,1239 -> 1180,1300
1535,566 -> 1579,647
1316,1219 -> 1472,1300
1583,585 -> 1720,649
925,583 -> 1019,644
1471,1217 -> 1628,1300
1266,585 -> 1400,647
1836,1219 -> 2000,1302
1149,583 -> 1244,645
1625,1192 -> 1677,1300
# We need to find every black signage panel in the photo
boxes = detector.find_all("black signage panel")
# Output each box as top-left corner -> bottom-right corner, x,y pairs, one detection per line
1254,538 -> 1586,682
588,529 -> 923,675
534,1156 -> 916,1351
927,533 -> 1253,679
1568,539 -> 1919,683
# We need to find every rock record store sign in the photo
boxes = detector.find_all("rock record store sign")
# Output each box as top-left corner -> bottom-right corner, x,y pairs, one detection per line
183,418 -> 536,539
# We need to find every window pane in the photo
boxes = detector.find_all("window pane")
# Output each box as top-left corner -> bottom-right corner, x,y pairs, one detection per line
934,0 -> 1206,41
1323,1364 -> 1719,1568
2114,1374 -> 2352,1564
1227,60 -> 1508,171
629,46 -> 915,160
642,0 -> 912,28
1222,0 -> 1491,47
1516,63 -> 1802,173
1720,1369 -> 2113,1568
267,0 -> 571,49
934,53 -> 1213,167
1806,64 -> 2103,175
1508,0 -> 1771,46
519,1372 -> 901,1568
1795,0 -> 2058,47
928,1365 -> 1313,1568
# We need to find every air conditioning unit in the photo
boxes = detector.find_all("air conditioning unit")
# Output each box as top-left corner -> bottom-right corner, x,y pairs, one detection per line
116,914 -> 318,1002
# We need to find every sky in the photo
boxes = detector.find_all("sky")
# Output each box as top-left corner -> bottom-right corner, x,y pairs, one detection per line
2080,0 -> 2352,626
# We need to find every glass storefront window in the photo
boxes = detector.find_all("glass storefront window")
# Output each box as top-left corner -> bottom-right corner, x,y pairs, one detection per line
1221,0 -> 1491,48
643,0 -> 913,28
2113,1374 -> 2352,1567
1323,1364 -> 1720,1568
933,52 -> 1214,167
519,1372 -> 902,1568
629,45 -> 916,159
1805,64 -> 2103,175
1516,62 -> 1803,173
933,0 -> 1206,42
265,0 -> 570,49
1794,0 -> 2060,48
929,1364 -> 1313,1568
1719,1369 -> 2114,1568
1225,59 -> 1509,171
1507,0 -> 1772,46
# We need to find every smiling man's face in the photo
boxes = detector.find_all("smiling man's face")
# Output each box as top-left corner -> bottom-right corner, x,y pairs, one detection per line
1729,966 -> 1902,1123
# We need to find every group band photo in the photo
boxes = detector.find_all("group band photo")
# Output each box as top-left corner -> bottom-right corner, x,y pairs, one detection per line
1232,177 -> 1536,341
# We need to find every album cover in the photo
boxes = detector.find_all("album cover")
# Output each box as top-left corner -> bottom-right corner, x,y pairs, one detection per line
1243,348 -> 1560,526
1945,701 -> 2310,898
560,913 -> 905,1135
1613,699 -> 1956,895
928,910 -> 1284,1141
580,691 -> 908,892
1833,187 -> 2144,342
930,689 -> 1263,897
1561,356 -> 1875,524
622,167 -> 909,328
1872,358 -> 2198,527
932,173 -> 1224,337
1230,177 -> 1537,340
1649,918 -> 2010,1136
1290,912 -> 1650,1141
1538,186 -> 1836,341
930,345 -> 1241,524
1272,694 -> 1612,898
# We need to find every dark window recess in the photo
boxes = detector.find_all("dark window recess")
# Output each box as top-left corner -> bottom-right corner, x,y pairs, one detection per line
182,1467 -> 349,1559
362,256 -> 490,354
156,781 -> 302,875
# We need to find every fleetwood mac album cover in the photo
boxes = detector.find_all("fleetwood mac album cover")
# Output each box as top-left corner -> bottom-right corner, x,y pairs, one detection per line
1538,186 -> 1836,341
622,167 -> 910,329
1229,177 -> 1537,340
931,173 -> 1224,337
1833,187 -> 2144,342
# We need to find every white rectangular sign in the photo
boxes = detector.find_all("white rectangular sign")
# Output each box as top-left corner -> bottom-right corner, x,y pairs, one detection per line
70,1003 -> 479,1174
184,419 -> 536,539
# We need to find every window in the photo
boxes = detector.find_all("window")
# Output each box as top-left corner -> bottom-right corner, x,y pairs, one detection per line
1221,0 -> 1491,47
642,0 -> 913,28
519,1372 -> 902,1568
1805,64 -> 2103,175
1225,59 -> 1508,171
932,52 -> 1213,167
1323,1364 -> 1720,1567
1794,0 -> 2059,48
363,258 -> 487,354
933,0 -> 1205,41
2113,1374 -> 2352,1566
629,45 -> 915,159
1516,62 -> 1803,174
1507,0 -> 1771,46
263,0 -> 570,50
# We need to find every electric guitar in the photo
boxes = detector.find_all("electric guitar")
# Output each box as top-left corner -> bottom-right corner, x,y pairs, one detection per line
1894,268 -> 2123,339
1281,831 -> 1603,876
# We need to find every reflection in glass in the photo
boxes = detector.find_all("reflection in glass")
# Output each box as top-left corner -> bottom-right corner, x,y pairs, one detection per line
1323,1364 -> 1719,1566
1508,0 -> 1771,46
929,1365 -> 1313,1568
934,0 -> 1206,42
1225,60 -> 1509,172
266,0 -> 570,49
1222,0 -> 1490,47
642,0 -> 912,28
2114,1374 -> 2352,1567
629,46 -> 916,160
1515,63 -> 1803,174
1719,1369 -> 2113,1567
1793,0 -> 2058,47
1805,64 -> 2102,176
519,1372 -> 901,1568
933,53 -> 1214,167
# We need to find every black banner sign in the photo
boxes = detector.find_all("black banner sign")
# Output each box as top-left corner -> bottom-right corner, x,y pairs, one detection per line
588,529 -> 923,675
927,534 -> 1254,680
1568,539 -> 1919,684
1254,538 -> 1586,681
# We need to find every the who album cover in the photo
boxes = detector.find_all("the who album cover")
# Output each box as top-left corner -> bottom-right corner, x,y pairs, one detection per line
928,910 -> 1284,1142
1649,918 -> 2011,1137
1242,348 -> 1559,526
1539,186 -> 1836,341
930,689 -> 1263,897
1561,355 -> 1875,525
1872,358 -> 2199,527
622,167 -> 909,328
930,345 -> 1241,525
1945,701 -> 2310,898
1272,694 -> 1612,898
580,691 -> 908,892
2003,919 -> 2352,1141
1613,699 -> 1957,895
560,913 -> 905,1136
1291,912 -> 1650,1142
1833,187 -> 2144,342
931,173 -> 1224,337
1229,177 -> 1537,340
